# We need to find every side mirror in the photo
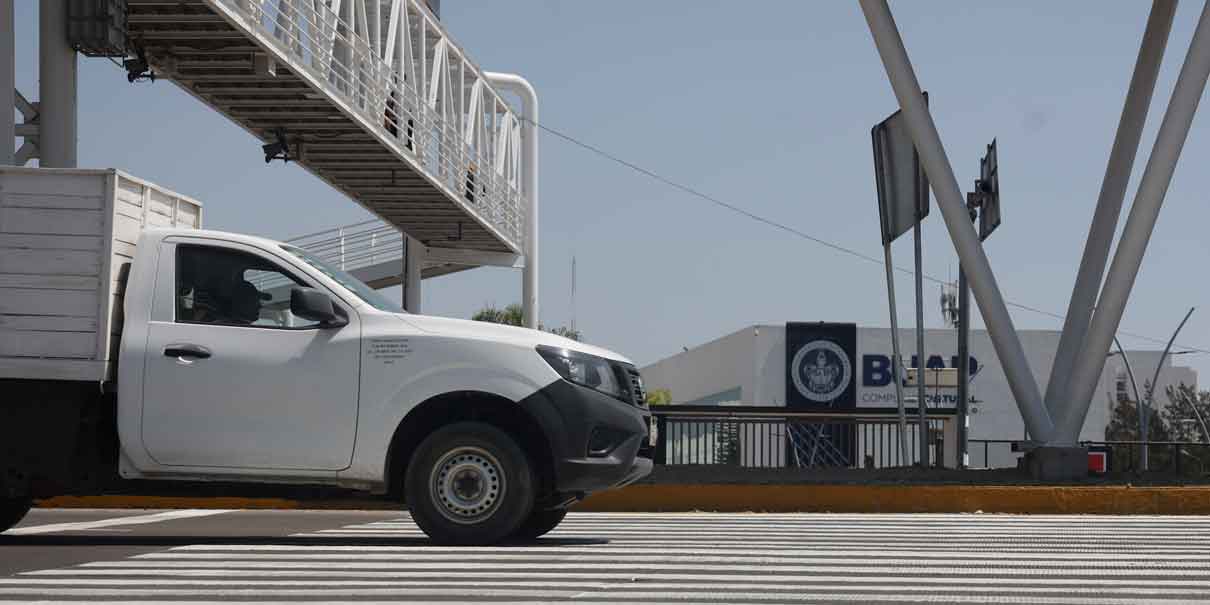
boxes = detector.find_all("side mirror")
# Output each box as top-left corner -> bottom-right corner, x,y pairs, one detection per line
290,287 -> 345,327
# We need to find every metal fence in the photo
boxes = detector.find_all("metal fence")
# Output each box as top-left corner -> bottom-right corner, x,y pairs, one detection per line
969,438 -> 1210,476
651,406 -> 954,469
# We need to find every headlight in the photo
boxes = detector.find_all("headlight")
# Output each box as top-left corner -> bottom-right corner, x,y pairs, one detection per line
536,345 -> 628,401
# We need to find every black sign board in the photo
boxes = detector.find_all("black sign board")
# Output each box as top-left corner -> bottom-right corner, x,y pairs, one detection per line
786,322 -> 857,410
978,139 -> 1000,240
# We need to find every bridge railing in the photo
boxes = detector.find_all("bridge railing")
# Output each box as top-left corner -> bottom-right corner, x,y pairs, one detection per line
217,0 -> 525,248
285,219 -> 402,273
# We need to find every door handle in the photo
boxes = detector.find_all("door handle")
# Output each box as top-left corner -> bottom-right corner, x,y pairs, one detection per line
164,344 -> 212,360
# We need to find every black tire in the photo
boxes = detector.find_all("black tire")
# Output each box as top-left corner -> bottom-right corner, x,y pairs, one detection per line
512,507 -> 568,541
404,422 -> 535,545
0,497 -> 32,534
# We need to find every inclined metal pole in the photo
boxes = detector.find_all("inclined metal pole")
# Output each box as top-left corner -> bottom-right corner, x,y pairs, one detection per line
860,0 -> 1054,441
484,72 -> 539,329
38,0 -> 77,168
1060,0 -> 1210,442
1,0 -> 14,165
913,216 -> 929,467
883,242 -> 911,465
1045,0 -> 1176,417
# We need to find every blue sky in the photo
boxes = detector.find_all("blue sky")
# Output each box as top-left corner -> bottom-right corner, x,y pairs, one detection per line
12,1 -> 1210,380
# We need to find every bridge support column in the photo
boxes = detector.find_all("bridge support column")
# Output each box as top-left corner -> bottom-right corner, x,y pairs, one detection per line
39,0 -> 76,168
1,0 -> 14,165
485,72 -> 539,330
403,235 -> 424,313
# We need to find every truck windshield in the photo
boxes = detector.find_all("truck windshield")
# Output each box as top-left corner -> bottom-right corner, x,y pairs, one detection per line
281,244 -> 404,313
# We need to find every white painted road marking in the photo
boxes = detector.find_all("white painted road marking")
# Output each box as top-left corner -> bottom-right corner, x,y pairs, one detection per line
6,509 -> 234,535
5,512 -> 1210,603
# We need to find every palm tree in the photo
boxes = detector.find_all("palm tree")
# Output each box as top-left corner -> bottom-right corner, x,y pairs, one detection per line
471,303 -> 581,342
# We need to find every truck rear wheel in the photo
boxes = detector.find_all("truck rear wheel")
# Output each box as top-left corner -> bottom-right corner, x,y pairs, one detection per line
0,497 -> 32,534
512,507 -> 568,541
404,422 -> 535,545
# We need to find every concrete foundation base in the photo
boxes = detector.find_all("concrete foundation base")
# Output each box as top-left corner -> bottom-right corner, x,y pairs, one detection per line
1024,446 -> 1088,481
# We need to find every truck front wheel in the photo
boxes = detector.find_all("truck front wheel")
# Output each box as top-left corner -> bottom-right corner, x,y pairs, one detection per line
0,497 -> 32,534
404,422 -> 535,545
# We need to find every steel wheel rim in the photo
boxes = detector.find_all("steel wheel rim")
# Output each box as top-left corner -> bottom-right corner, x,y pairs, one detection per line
429,446 -> 506,525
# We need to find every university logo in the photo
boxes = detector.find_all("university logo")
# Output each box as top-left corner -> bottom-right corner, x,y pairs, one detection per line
791,339 -> 852,404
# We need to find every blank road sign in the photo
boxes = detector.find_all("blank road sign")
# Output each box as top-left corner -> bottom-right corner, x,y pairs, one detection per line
871,93 -> 930,245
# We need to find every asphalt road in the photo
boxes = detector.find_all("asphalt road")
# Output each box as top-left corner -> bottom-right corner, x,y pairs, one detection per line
1,508 -> 1208,603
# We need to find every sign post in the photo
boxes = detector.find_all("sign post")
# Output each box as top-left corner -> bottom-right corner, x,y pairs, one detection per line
872,95 -> 930,466
959,140 -> 999,467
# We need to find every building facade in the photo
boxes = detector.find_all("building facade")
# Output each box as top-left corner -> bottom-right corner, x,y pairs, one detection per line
640,324 -> 1198,468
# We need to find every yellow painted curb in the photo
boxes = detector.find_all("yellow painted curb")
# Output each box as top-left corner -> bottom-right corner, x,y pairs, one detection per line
574,484 -> 1210,515
36,485 -> 1210,514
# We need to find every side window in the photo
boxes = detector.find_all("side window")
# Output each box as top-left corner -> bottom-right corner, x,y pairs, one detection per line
175,244 -> 321,329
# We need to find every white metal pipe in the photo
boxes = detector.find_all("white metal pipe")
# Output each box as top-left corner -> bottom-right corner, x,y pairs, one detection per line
484,71 -> 539,329
913,219 -> 928,467
859,0 -> 1054,441
1060,0 -> 1210,442
1141,306 -> 1195,454
38,0 -> 77,168
882,243 -> 911,465
403,234 -> 423,313
1112,337 -> 1147,470
1045,0 -> 1176,417
1,0 -> 14,165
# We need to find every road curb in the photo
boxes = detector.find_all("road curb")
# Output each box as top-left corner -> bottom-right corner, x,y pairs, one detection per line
573,484 -> 1210,514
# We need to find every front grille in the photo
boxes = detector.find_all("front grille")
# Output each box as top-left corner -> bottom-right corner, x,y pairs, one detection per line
627,369 -> 647,407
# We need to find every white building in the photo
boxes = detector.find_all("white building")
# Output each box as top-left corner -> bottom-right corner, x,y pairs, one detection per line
640,324 -> 1197,468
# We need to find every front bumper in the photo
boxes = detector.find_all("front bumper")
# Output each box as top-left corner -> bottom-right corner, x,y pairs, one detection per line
517,379 -> 653,495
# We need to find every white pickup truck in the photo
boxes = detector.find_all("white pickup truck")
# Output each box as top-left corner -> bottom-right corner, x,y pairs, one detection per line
0,168 -> 653,544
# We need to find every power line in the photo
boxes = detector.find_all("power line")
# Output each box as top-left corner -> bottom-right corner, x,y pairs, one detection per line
528,118 -> 1209,356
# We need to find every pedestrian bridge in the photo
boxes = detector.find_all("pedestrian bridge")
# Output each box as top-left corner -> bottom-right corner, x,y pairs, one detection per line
127,0 -> 526,255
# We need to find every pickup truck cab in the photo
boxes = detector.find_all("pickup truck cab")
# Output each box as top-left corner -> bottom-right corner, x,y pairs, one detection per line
1,171 -> 652,544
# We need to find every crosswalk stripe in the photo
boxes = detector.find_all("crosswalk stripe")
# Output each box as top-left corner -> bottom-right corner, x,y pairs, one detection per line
129,550 -> 1210,562
5,512 -> 1210,603
5,509 -> 234,535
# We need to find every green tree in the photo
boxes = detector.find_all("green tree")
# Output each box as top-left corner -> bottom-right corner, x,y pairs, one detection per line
1163,384 -> 1210,443
645,388 -> 672,406
471,303 -> 524,326
471,303 -> 581,342
1105,388 -> 1170,442
1163,384 -> 1210,476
